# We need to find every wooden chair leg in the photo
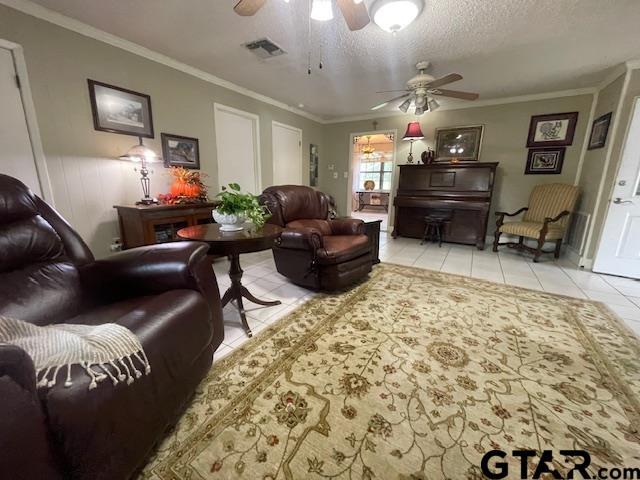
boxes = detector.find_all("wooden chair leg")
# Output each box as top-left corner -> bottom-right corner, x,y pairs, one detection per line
420,224 -> 429,245
533,234 -> 546,263
554,239 -> 562,259
492,229 -> 501,252
437,224 -> 442,247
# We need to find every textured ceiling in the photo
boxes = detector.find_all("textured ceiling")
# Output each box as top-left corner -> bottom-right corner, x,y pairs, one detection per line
27,0 -> 640,120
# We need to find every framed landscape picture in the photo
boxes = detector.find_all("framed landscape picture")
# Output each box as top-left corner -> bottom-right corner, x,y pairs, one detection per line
587,112 -> 612,150
88,79 -> 154,138
525,147 -> 565,174
434,125 -> 484,162
526,112 -> 578,147
161,133 -> 200,169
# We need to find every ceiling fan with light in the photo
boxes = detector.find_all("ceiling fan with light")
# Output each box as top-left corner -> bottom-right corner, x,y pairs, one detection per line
371,61 -> 480,115
234,0 -> 424,33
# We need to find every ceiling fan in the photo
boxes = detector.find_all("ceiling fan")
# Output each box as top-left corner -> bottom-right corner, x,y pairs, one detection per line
234,0 -> 370,31
371,61 -> 480,115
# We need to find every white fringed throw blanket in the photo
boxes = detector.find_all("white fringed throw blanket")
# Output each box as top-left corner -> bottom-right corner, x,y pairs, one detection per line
0,315 -> 151,390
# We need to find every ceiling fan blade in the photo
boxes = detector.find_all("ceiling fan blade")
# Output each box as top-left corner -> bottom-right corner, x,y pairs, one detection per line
375,89 -> 410,94
234,0 -> 266,16
371,93 -> 411,110
426,73 -> 463,88
430,88 -> 479,100
336,0 -> 370,31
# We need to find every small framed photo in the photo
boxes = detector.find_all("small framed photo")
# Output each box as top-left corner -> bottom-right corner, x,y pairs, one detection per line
88,80 -> 154,138
526,112 -> 578,147
161,133 -> 200,169
587,112 -> 612,150
525,147 -> 565,175
435,125 -> 484,162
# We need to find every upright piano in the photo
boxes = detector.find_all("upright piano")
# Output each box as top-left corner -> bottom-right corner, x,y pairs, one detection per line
392,162 -> 498,249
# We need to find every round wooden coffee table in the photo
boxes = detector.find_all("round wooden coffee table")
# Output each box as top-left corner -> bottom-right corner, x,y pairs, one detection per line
177,223 -> 284,337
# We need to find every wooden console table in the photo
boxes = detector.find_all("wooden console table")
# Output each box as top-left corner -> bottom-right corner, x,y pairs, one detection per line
114,202 -> 218,249
356,191 -> 389,212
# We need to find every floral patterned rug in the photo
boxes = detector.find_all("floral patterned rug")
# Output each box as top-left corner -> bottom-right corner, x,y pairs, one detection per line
141,264 -> 640,479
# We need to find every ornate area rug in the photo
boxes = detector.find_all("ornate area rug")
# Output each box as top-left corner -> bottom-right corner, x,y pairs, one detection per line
141,264 -> 640,479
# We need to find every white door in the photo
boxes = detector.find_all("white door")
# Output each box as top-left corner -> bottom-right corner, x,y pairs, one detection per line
214,104 -> 261,194
0,47 -> 41,195
593,98 -> 640,279
272,121 -> 302,185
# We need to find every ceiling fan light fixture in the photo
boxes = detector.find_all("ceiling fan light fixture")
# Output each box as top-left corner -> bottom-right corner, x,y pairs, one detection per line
427,97 -> 440,111
414,94 -> 427,108
311,0 -> 334,21
371,0 -> 423,33
398,98 -> 412,113
414,105 -> 425,115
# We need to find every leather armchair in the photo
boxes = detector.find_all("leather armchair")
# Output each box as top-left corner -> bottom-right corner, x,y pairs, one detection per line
0,174 -> 224,480
260,185 -> 372,290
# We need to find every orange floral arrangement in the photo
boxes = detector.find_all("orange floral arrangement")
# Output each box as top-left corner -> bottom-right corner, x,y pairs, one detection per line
159,167 -> 209,204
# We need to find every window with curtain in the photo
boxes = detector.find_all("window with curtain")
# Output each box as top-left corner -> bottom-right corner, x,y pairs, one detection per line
358,158 -> 393,191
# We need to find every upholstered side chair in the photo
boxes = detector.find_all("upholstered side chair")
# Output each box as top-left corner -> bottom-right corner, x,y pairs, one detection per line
492,183 -> 579,262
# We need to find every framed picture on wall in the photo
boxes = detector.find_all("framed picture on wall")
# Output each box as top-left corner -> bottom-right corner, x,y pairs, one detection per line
524,147 -> 565,174
309,144 -> 319,186
526,112 -> 578,147
434,125 -> 484,162
161,133 -> 200,169
587,112 -> 612,150
88,79 -> 154,138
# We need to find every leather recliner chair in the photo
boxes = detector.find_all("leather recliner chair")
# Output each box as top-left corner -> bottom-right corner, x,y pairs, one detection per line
0,174 -> 224,480
260,185 -> 372,290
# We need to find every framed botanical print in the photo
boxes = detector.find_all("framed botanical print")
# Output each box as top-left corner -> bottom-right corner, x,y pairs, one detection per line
525,147 -> 565,174
434,125 -> 484,162
587,112 -> 612,150
526,112 -> 578,147
161,133 -> 200,169
88,79 -> 154,138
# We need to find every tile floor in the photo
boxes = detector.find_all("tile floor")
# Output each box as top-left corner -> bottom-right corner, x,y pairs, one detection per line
212,232 -> 640,362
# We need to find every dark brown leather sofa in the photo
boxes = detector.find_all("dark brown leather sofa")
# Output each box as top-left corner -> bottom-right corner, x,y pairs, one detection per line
260,185 -> 372,290
0,174 -> 224,480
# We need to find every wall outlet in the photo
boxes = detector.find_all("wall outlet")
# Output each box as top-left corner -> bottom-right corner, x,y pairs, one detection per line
333,172 -> 338,179
109,237 -> 122,252
343,171 -> 348,179
328,164 -> 334,170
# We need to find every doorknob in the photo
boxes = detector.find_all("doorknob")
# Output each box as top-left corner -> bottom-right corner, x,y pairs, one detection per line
613,197 -> 633,205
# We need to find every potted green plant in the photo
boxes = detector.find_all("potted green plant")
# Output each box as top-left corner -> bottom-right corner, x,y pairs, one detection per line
213,183 -> 270,231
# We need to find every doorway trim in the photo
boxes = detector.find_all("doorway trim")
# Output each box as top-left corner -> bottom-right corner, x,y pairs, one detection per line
272,120 -> 303,185
0,39 -> 53,204
592,95 -> 640,277
213,102 -> 262,193
347,129 -> 398,227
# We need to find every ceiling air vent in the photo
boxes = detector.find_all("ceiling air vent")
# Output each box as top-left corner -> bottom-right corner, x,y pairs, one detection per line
244,38 -> 286,60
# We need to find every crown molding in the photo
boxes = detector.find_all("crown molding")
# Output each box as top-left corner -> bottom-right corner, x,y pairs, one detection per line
626,58 -> 640,70
596,63 -> 628,91
324,87 -> 596,124
0,0 -> 325,124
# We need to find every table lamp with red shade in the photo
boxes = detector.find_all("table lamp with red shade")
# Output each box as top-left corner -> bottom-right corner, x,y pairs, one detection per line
402,121 -> 424,163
